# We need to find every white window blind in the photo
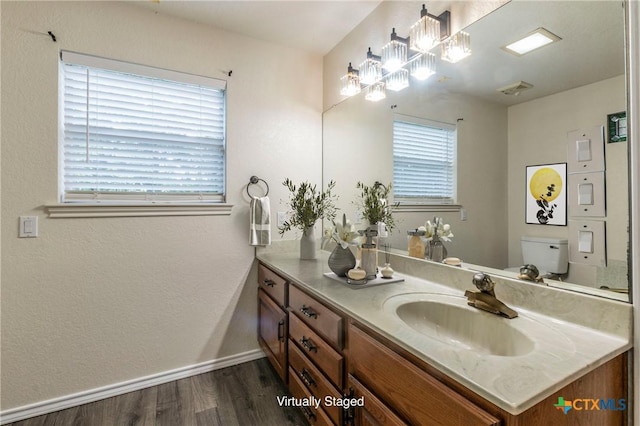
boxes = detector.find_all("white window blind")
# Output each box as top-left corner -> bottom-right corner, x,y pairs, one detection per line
393,116 -> 457,203
60,51 -> 226,203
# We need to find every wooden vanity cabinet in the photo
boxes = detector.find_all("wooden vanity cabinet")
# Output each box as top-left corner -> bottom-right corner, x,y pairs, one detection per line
257,262 -> 628,426
257,264 -> 288,383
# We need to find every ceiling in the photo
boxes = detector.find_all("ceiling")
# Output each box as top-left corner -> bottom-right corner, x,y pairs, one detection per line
133,0 -> 383,55
439,0 -> 626,105
131,1 -> 625,106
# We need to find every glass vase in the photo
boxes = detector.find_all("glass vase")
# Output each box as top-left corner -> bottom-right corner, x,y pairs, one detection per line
426,234 -> 447,263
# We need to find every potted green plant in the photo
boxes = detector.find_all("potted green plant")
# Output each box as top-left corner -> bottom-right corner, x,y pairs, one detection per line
278,178 -> 337,259
355,181 -> 397,231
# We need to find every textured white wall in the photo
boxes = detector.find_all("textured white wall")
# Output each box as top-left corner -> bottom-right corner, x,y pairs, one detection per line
507,76 -> 627,287
1,1 -> 322,410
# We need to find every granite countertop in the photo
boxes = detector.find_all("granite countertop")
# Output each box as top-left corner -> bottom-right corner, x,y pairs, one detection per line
256,250 -> 633,415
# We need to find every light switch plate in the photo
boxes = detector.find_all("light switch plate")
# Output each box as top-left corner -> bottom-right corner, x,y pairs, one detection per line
19,216 -> 38,238
567,126 -> 605,173
569,219 -> 606,266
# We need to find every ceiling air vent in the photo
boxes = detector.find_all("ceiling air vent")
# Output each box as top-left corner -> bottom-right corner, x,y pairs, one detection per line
498,81 -> 533,96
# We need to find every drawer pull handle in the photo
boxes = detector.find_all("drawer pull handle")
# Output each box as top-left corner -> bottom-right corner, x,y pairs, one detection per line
277,320 -> 285,342
344,388 -> 356,423
300,305 -> 318,319
301,407 -> 316,421
263,278 -> 276,287
300,336 -> 318,353
299,368 -> 316,388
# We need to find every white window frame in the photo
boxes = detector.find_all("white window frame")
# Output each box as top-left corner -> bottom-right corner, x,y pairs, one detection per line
49,51 -> 231,218
392,114 -> 460,212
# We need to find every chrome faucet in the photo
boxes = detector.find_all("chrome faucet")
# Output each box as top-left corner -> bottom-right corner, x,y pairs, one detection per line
518,264 -> 545,284
465,273 -> 518,319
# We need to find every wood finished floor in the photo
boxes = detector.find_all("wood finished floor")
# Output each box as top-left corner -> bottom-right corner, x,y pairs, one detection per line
6,358 -> 309,426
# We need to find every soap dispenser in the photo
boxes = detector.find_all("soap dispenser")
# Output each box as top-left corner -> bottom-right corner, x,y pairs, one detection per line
359,226 -> 378,280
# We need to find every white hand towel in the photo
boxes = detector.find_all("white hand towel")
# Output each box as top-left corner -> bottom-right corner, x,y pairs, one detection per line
250,196 -> 271,246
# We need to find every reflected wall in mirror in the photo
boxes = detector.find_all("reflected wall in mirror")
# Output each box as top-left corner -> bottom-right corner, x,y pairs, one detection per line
322,1 -> 629,300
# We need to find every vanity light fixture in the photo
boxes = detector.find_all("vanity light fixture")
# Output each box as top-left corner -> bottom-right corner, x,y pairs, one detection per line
441,31 -> 471,63
411,52 -> 436,80
409,5 -> 451,52
381,28 -> 408,72
502,28 -> 561,56
340,62 -> 361,97
339,4 -> 461,98
359,48 -> 382,85
365,82 -> 386,102
386,69 -> 410,92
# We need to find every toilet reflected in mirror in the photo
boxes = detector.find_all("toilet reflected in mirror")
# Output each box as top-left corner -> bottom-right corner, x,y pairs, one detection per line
504,236 -> 568,281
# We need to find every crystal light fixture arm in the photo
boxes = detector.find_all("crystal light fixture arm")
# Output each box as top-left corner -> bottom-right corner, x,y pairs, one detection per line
339,4 -> 467,100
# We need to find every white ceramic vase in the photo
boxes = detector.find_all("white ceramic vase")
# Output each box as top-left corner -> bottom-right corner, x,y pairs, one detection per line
300,226 -> 317,260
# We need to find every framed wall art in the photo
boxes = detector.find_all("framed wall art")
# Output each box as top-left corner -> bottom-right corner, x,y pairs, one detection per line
525,163 -> 567,226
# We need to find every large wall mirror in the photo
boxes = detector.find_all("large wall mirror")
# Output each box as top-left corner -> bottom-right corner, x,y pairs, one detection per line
322,1 -> 630,301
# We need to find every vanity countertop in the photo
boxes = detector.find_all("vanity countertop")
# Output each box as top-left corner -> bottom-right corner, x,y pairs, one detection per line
256,250 -> 633,415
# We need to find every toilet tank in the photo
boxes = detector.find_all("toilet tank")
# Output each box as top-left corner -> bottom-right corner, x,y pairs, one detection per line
521,236 -> 569,274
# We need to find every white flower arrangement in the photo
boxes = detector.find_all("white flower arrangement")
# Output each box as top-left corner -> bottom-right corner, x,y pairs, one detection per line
418,217 -> 454,242
323,214 -> 361,249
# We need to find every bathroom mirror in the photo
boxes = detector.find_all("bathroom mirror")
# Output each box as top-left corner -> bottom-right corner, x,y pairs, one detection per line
322,1 -> 630,301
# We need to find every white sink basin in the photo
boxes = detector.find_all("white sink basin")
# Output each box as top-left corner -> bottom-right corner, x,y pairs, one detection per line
384,293 -> 538,357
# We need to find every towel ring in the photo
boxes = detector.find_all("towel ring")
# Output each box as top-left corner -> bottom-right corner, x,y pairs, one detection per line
247,176 -> 269,197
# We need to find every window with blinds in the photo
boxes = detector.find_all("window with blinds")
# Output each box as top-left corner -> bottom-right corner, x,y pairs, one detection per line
392,116 -> 457,204
60,51 -> 226,203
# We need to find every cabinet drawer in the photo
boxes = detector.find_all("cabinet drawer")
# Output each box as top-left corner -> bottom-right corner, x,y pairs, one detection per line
288,367 -> 335,426
258,263 -> 287,307
348,323 -> 500,426
290,284 -> 343,349
348,374 -> 408,426
289,313 -> 343,389
290,342 -> 343,425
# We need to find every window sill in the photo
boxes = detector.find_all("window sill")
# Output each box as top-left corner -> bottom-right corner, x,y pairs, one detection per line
45,203 -> 234,218
394,204 -> 462,213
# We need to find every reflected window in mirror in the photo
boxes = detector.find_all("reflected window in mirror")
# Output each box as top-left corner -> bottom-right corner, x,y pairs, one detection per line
393,115 -> 457,205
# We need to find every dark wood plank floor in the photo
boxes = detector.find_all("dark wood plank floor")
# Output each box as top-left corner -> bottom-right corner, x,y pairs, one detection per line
7,358 -> 309,426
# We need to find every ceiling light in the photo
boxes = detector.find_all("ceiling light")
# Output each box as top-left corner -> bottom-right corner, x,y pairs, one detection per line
386,69 -> 409,92
382,28 -> 408,72
502,28 -> 561,56
359,48 -> 382,85
411,52 -> 436,80
340,62 -> 361,97
365,82 -> 386,102
441,31 -> 471,63
409,5 -> 450,52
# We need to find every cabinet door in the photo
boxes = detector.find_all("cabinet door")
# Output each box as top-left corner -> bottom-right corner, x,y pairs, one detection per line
348,323 -> 500,426
258,289 -> 287,382
348,374 -> 408,426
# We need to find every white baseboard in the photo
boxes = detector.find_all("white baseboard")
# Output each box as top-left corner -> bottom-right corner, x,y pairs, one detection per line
0,349 -> 265,425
